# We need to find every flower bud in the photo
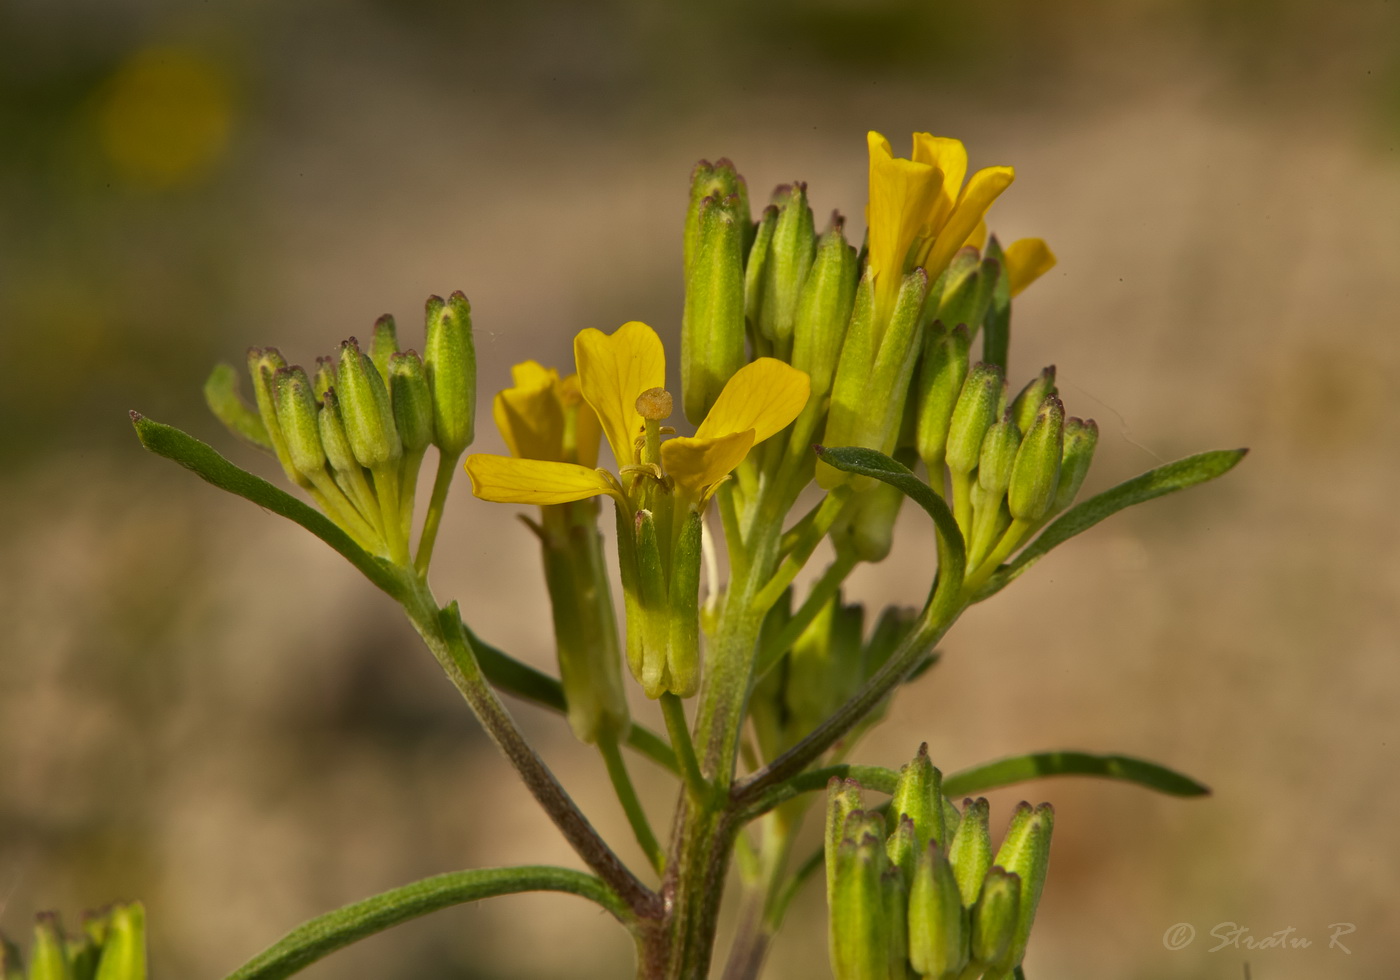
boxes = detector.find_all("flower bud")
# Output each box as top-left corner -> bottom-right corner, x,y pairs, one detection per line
826,777 -> 866,896
981,236 -> 1013,372
1010,365 -> 1056,435
1007,394 -> 1065,522
389,351 -> 434,455
885,813 -> 919,887
830,465 -> 905,563
317,389 -> 358,475
424,291 -> 477,457
369,313 -> 398,383
945,363 -> 1003,476
758,181 -> 816,347
93,903 -> 146,980
790,214 -> 858,401
969,866 -> 1021,973
881,867 -> 909,978
311,356 -> 337,402
682,195 -> 746,424
886,742 -> 946,850
969,412 -> 1021,564
1050,417 -> 1099,517
908,841 -> 969,979
992,802 -> 1054,970
666,509 -> 704,698
684,159 -> 749,278
743,204 -> 779,330
26,914 -> 67,980
930,246 -> 998,333
948,797 -> 993,907
336,338 -> 402,468
914,322 -> 972,472
273,366 -> 326,480
247,347 -> 313,489
829,820 -> 892,980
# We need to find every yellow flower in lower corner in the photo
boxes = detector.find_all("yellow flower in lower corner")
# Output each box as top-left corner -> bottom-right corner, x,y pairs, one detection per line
466,321 -> 809,510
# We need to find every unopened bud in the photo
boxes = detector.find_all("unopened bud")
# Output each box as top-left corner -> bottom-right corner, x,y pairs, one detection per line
931,246 -> 999,333
970,866 -> 1021,973
273,366 -> 327,479
369,314 -> 398,383
684,159 -> 749,277
94,902 -> 146,980
790,214 -> 858,400
826,778 -> 866,896
829,820 -> 892,980
1010,365 -> 1057,434
885,813 -> 919,886
743,205 -> 779,329
887,743 -> 946,849
758,181 -> 816,346
336,337 -> 402,467
27,914 -> 67,980
830,465 -> 905,563
948,797 -> 993,907
981,235 -> 1013,372
424,291 -> 477,456
977,413 -> 1021,499
914,322 -> 972,470
311,356 -> 337,401
317,390 -> 358,475
1050,417 -> 1099,517
908,841 -> 969,979
682,196 -> 745,423
992,802 -> 1055,970
946,363 -> 1003,475
1008,395 -> 1065,522
389,351 -> 434,454
247,347 -> 312,489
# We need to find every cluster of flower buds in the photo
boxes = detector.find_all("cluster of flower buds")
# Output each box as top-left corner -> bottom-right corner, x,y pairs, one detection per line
1,903 -> 146,980
205,293 -> 477,570
751,592 -> 920,761
826,748 -> 1053,980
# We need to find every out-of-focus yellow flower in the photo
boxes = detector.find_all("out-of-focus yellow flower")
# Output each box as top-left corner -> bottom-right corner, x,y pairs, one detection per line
98,45 -> 234,188
1003,237 -> 1057,296
466,321 -> 809,508
866,131 -> 1014,324
492,360 -> 601,467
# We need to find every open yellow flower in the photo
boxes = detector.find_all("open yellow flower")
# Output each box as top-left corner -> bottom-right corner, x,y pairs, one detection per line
465,321 -> 810,508
866,130 -> 1015,324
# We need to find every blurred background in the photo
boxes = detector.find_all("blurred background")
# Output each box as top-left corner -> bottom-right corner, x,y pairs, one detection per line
3,1 -> 1398,977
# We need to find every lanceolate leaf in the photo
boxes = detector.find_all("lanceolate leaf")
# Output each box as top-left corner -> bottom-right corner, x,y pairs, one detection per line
974,448 -> 1246,602
943,751 -> 1209,798
223,867 -> 629,980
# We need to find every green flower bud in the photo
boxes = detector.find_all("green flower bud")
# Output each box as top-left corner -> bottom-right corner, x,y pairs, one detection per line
969,866 -> 1021,973
247,347 -> 314,489
992,802 -> 1054,970
666,509 -> 704,698
914,322 -> 972,473
94,902 -> 146,980
311,356 -> 336,402
27,914 -> 69,980
830,461 -> 906,563
317,390 -> 357,475
948,797 -> 992,907
881,867 -> 909,978
968,413 -> 1021,565
829,819 -> 891,980
931,246 -> 999,333
684,159 -> 749,277
946,363 -> 1004,476
1050,417 -> 1099,517
681,195 -> 746,424
68,931 -> 100,980
388,351 -> 434,455
981,236 -> 1013,373
1007,395 -> 1065,522
885,813 -> 919,886
886,742 -> 946,849
204,363 -> 271,451
826,777 -> 866,897
369,313 -> 398,383
908,841 -> 969,979
1010,365 -> 1056,435
424,291 -> 477,457
791,214 -> 858,401
273,366 -> 326,480
759,181 -> 816,347
336,337 -> 402,468
743,205 -> 779,332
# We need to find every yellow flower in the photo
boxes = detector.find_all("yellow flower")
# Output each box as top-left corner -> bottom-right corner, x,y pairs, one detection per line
465,321 -> 810,508
866,130 -> 1015,325
491,360 -> 601,467
1003,237 -> 1057,297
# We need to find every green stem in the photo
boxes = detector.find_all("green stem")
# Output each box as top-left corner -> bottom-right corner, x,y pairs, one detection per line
661,692 -> 709,804
751,551 -> 859,683
414,451 -> 460,575
371,463 -> 409,565
751,488 -> 850,613
600,734 -> 665,876
223,866 -> 630,980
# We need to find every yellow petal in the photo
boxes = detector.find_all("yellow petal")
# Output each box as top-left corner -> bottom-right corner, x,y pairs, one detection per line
492,360 -> 563,461
867,131 -> 942,322
922,165 -> 1015,280
464,454 -> 619,505
558,373 -> 602,468
1004,237 -> 1057,297
911,133 -> 968,234
962,218 -> 988,252
574,321 -> 666,470
660,429 -> 756,498
694,357 -> 810,444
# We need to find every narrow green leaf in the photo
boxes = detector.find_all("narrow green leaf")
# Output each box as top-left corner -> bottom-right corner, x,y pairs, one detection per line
974,448 -> 1247,601
943,751 -> 1209,798
814,446 -> 965,589
223,867 -> 629,980
130,413 -> 407,600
